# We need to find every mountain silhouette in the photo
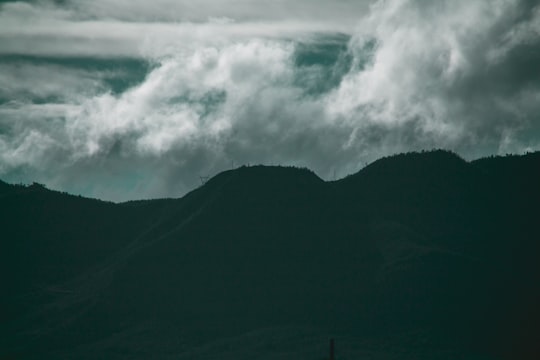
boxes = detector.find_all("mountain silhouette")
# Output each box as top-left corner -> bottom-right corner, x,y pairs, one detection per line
1,150 -> 539,359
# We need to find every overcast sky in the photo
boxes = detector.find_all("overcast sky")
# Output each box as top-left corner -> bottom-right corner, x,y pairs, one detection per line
1,0 -> 539,201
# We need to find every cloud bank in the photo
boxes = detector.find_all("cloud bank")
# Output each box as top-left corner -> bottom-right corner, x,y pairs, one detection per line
0,0 -> 539,201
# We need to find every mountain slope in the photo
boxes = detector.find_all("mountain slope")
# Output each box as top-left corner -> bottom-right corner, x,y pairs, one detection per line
1,151 -> 539,359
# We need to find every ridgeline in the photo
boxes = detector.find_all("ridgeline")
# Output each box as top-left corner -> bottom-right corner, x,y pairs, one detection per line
1,150 -> 539,359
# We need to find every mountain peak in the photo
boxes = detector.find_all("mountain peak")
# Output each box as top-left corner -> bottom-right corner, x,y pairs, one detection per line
368,149 -> 466,169
338,150 -> 467,187
203,164 -> 324,191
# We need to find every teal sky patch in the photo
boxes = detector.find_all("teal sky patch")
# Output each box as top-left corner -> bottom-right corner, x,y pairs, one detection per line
0,55 -> 151,103
292,33 -> 352,96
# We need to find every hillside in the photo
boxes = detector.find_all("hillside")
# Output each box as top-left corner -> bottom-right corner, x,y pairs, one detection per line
1,150 -> 539,359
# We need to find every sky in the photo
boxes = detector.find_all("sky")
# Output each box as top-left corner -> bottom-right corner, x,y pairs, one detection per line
0,0 -> 539,201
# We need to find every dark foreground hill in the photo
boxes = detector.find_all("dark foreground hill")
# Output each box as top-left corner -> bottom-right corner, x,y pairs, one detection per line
1,150 -> 539,359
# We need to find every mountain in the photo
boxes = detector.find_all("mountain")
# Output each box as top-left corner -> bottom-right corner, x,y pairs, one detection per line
1,150 -> 539,359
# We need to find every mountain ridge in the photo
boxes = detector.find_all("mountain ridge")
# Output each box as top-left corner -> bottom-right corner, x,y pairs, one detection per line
1,150 -> 539,359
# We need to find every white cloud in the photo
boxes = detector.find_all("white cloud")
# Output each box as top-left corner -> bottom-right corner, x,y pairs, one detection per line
327,0 -> 539,149
0,0 -> 364,58
67,0 -> 371,23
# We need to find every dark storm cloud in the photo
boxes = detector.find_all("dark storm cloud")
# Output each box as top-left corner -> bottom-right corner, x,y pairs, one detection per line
0,0 -> 539,200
